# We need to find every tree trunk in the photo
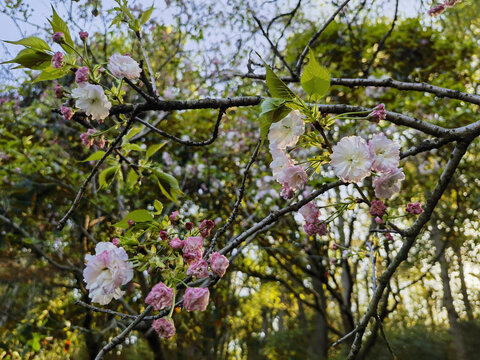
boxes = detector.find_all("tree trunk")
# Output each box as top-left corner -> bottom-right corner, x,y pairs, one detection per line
310,260 -> 329,360
143,329 -> 166,360
455,246 -> 474,322
432,222 -> 468,360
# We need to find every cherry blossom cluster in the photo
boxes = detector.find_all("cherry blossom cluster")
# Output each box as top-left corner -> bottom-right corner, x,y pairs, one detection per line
268,110 -> 308,199
82,211 -> 230,339
331,132 -> 404,199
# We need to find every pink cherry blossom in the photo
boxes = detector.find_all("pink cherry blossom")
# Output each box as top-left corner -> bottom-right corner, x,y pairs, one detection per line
330,136 -> 372,183
187,259 -> 209,279
108,53 -> 141,79
368,133 -> 400,172
299,202 -> 320,224
209,252 -> 229,277
169,238 -> 184,250
277,166 -> 308,191
183,287 -> 210,312
152,318 -> 176,338
145,282 -> 174,310
83,242 -> 133,305
373,168 -> 405,199
182,236 -> 204,264
269,146 -> 294,178
268,110 -> 305,150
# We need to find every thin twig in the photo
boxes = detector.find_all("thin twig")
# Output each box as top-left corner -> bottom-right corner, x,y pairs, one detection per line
134,108 -> 226,146
57,111 -> 138,230
295,0 -> 352,76
94,305 -> 152,360
206,140 -> 262,257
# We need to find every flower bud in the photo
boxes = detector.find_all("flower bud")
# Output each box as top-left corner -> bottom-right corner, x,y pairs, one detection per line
53,32 -> 65,43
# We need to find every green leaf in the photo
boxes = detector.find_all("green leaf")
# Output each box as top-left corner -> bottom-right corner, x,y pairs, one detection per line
32,65 -> 71,83
113,209 -> 153,228
153,199 -> 163,214
5,37 -> 51,52
1,48 -> 51,70
98,165 -> 119,189
265,64 -> 296,99
127,168 -> 139,187
300,50 -> 330,101
49,6 -> 75,54
124,126 -> 142,142
79,151 -> 105,162
122,143 -> 143,152
259,98 -> 291,139
146,141 -> 168,160
152,169 -> 182,204
140,5 -> 154,26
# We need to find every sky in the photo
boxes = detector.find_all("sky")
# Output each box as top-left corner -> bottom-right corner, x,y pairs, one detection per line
0,0 -> 424,85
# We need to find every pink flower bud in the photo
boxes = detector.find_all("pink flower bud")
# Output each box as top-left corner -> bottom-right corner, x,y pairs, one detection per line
428,4 -> 446,16
209,252 -> 229,277
185,222 -> 194,231
406,202 -> 424,215
55,84 -> 64,98
79,31 -> 89,41
385,232 -> 394,241
368,104 -> 386,123
53,32 -> 65,43
159,230 -> 168,241
152,318 -> 176,338
169,210 -> 179,221
145,282 -> 174,310
370,200 -> 387,217
52,52 -> 65,69
375,216 -> 384,224
331,243 -> 338,250
183,287 -> 209,312
61,105 -> 72,121
112,238 -> 119,246
127,219 -> 134,227
75,66 -> 89,84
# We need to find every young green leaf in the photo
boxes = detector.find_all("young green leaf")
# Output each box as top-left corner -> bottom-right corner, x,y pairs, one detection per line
5,37 -> 51,52
265,64 -> 296,100
300,50 -> 330,101
113,209 -> 154,228
32,65 -> 71,83
49,6 -> 75,54
1,48 -> 51,70
140,5 -> 154,26
79,151 -> 106,162
146,141 -> 168,160
98,165 -> 119,189
152,169 -> 182,204
153,199 -> 163,214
